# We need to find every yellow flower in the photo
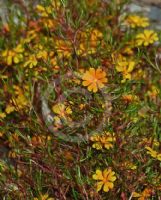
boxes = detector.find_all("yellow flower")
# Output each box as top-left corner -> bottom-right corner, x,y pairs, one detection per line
51,0 -> 61,9
10,85 -> 28,111
92,168 -> 117,192
52,103 -> 72,126
36,5 -> 52,17
2,44 -> 24,65
37,50 -> 48,60
52,103 -> 72,116
14,44 -> 24,53
5,105 -> 15,114
0,112 -> 6,119
11,95 -> 28,110
133,188 -> 152,200
122,47 -> 134,55
116,60 -> 135,82
90,132 -> 115,150
145,146 -> 161,161
147,85 -> 159,100
33,193 -> 54,200
77,42 -> 94,56
135,30 -> 158,46
25,30 -> 38,43
123,161 -> 137,170
55,39 -> 72,58
90,29 -> 103,46
125,15 -> 149,28
24,55 -> 38,68
79,104 -> 86,110
53,116 -> 62,128
82,68 -> 107,92
42,18 -> 57,29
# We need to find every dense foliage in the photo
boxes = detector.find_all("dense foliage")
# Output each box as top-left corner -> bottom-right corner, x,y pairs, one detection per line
0,0 -> 161,199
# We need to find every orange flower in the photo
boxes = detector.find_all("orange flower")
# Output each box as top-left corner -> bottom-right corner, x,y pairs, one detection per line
122,94 -> 139,102
82,68 -> 107,92
133,188 -> 152,200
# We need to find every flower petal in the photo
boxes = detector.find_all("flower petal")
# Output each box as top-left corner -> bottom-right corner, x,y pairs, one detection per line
92,170 -> 104,180
96,181 -> 104,192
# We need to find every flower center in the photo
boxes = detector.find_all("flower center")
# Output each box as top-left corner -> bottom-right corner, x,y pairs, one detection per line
103,177 -> 108,183
93,78 -> 98,83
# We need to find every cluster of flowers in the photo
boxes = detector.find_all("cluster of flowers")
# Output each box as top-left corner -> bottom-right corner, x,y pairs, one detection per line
0,0 -> 160,199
